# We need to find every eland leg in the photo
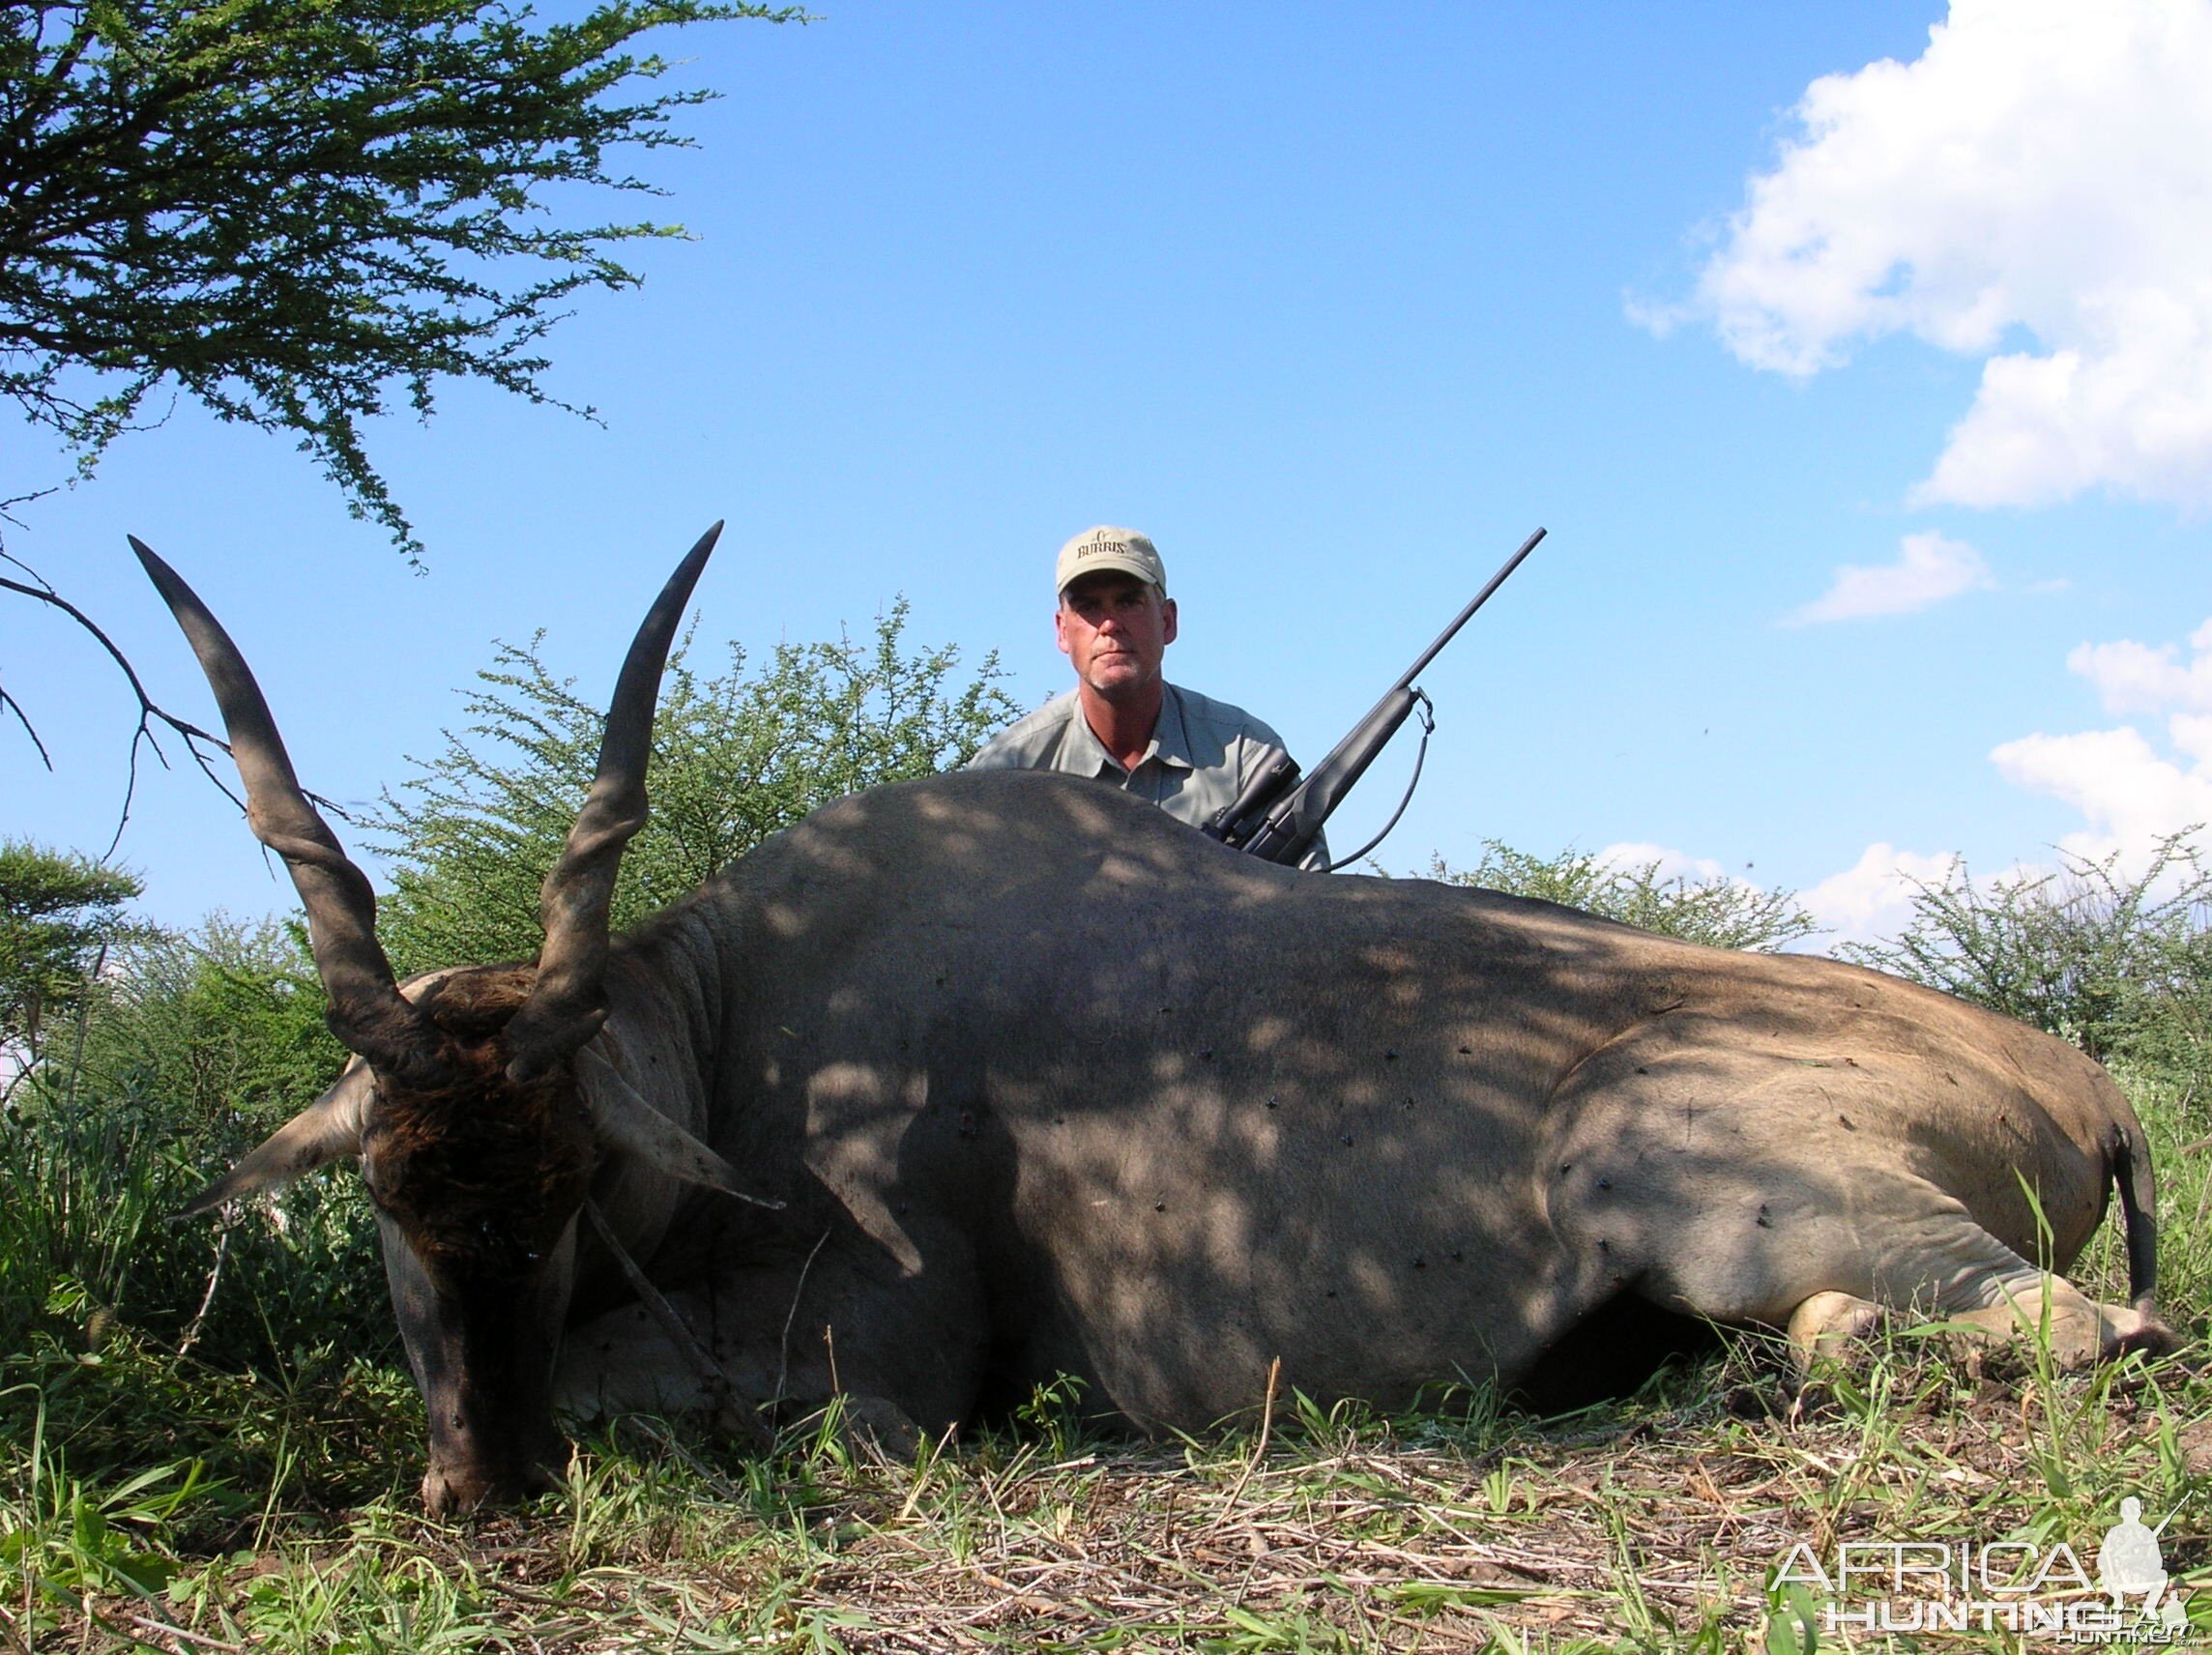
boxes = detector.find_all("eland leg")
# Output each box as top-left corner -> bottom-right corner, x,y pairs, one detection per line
1547,1108 -> 2171,1372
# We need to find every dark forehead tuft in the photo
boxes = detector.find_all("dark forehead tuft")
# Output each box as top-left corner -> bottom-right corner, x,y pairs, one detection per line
414,966 -> 538,1038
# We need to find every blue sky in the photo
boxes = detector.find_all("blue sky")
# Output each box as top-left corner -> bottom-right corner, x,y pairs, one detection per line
10,1 -> 2210,941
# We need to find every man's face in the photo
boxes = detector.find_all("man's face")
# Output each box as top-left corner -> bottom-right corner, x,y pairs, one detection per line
1056,572 -> 1178,702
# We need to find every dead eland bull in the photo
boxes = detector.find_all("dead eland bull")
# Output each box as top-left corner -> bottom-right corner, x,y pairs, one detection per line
143,529 -> 2174,1513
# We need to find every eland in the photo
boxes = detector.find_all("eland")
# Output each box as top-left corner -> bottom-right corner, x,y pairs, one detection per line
145,530 -> 2173,1512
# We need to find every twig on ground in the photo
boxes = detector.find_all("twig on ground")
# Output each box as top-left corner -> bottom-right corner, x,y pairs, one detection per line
175,1228 -> 231,1359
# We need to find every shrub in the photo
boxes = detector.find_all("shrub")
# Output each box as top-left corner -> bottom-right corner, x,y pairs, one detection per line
1428,841 -> 1820,953
367,602 -> 1017,974
0,841 -> 143,1093
0,918 -> 380,1379
1838,830 -> 2212,1078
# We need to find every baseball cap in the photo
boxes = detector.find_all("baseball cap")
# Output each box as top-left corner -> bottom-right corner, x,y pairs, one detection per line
1055,526 -> 1167,597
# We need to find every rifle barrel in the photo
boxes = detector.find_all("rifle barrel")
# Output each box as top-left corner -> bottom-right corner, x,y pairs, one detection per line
1391,527 -> 1546,694
1237,525 -> 1549,868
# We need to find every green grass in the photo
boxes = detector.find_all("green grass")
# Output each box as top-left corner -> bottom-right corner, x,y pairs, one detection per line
11,1339 -> 2204,1651
3,1066 -> 2208,1652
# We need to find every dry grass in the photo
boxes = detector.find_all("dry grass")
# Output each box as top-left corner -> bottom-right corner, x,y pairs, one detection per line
28,1331 -> 2208,1654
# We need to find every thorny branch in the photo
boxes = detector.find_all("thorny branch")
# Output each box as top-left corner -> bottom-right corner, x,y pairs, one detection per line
5,549 -> 360,857
3,554 -> 241,856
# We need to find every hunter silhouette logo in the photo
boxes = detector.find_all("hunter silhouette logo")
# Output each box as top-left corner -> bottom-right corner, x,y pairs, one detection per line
2098,1498 -> 2190,1633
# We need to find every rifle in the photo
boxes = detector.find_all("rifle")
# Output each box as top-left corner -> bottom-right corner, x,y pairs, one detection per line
1201,527 -> 1547,869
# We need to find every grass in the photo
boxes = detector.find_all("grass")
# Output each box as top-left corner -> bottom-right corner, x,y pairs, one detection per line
3,1070 -> 2208,1651
8,1340 -> 2207,1652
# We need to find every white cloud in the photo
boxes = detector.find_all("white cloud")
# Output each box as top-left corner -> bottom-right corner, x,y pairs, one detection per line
2172,712 -> 2212,767
1990,615 -> 2212,861
1783,531 -> 1992,625
1989,727 -> 2212,861
2066,618 -> 2212,713
1802,613 -> 2212,949
1558,617 -> 2212,954
1673,0 -> 2212,510
1800,842 -> 1964,949
1594,841 -> 1728,883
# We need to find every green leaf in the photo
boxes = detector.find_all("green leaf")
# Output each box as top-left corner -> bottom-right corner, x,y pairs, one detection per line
0,0 -> 800,558
1429,840 -> 1820,953
367,606 -> 1016,974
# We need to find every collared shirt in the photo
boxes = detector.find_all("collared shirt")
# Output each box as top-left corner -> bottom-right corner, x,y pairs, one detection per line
967,682 -> 1330,869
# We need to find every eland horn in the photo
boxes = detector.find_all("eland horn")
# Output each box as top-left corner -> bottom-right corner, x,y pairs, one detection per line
502,524 -> 722,1081
132,538 -> 443,1085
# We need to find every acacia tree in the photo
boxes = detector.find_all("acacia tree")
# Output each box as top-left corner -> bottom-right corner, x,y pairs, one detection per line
1,0 -> 792,769
1,0 -> 788,551
1840,832 -> 2212,1072
1428,841 -> 1820,953
0,838 -> 141,1087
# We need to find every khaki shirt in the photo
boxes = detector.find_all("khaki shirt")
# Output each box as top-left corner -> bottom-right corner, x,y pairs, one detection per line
967,682 -> 1330,870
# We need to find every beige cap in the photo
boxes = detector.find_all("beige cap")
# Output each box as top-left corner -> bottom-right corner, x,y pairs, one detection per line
1055,525 -> 1167,597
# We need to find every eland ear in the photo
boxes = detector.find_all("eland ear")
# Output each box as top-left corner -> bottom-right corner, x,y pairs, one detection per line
577,1046 -> 782,1209
178,1064 -> 374,1218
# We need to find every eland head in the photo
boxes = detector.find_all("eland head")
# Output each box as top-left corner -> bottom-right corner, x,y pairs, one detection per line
146,527 -> 762,1513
